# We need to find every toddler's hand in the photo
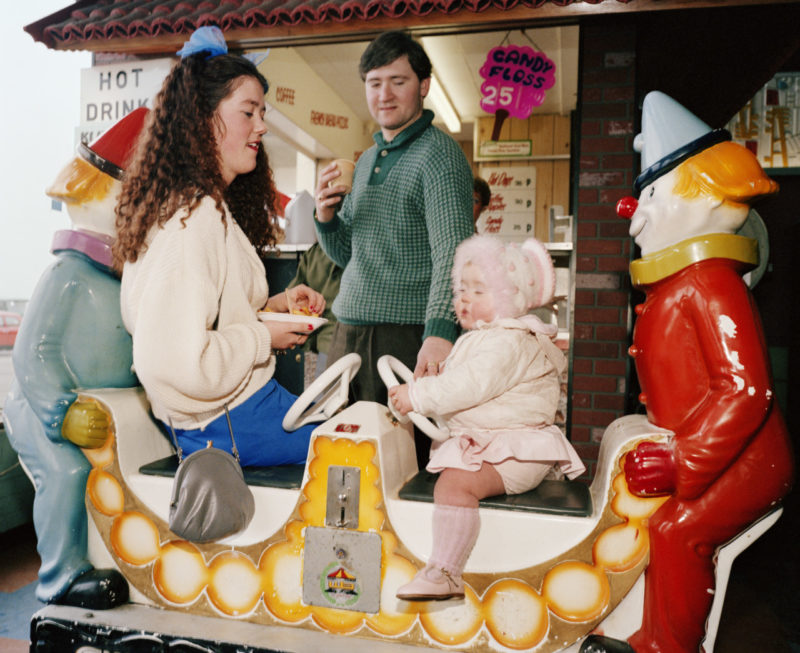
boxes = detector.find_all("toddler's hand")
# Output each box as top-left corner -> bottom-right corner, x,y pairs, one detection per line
388,384 -> 413,415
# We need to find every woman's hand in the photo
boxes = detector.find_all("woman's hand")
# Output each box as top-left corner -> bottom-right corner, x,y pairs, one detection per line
266,319 -> 314,351
315,162 -> 348,223
388,383 -> 413,415
265,284 -> 325,316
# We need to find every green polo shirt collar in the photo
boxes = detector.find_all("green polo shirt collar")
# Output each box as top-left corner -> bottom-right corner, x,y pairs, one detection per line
368,109 -> 434,185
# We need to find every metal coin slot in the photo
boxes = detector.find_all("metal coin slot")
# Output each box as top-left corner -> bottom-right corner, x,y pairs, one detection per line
325,465 -> 360,529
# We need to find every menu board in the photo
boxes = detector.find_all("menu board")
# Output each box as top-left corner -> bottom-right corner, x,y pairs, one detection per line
476,166 -> 536,241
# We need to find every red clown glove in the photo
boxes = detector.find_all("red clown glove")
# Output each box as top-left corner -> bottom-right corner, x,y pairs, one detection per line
624,441 -> 676,497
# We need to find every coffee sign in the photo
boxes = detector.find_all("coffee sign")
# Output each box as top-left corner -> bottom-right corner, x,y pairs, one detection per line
479,45 -> 556,120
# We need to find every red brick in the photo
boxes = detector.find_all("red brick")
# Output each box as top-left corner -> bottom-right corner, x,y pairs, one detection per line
577,221 -> 597,238
575,272 -> 620,290
581,137 -> 628,153
583,68 -> 634,87
596,325 -> 628,341
572,392 -> 592,408
573,375 -> 618,393
580,240 -> 621,255
582,120 -> 602,136
573,341 -> 621,358
580,51 -> 606,72
594,394 -> 626,411
595,359 -> 627,376
579,188 -> 598,204
582,103 -> 630,120
578,204 -> 619,222
599,221 -> 633,239
582,86 -> 603,102
580,155 -> 600,170
602,155 -> 637,171
574,307 -> 621,324
576,256 -> 596,273
569,427 -> 592,443
575,289 -> 596,306
579,172 -> 626,189
574,324 -> 594,340
599,188 -> 632,205
606,120 -> 634,136
597,256 -> 631,272
583,29 -> 635,52
597,290 -> 628,307
573,358 -> 593,375
604,87 -> 635,102
571,409 -> 618,427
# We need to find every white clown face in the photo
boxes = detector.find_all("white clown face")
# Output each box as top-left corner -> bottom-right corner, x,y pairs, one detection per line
629,168 -> 748,256
65,180 -> 122,238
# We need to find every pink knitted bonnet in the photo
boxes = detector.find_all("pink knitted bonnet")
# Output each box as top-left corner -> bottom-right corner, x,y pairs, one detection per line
452,234 -> 556,319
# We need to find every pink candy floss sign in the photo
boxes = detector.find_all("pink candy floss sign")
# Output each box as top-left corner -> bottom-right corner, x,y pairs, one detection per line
479,45 -> 556,120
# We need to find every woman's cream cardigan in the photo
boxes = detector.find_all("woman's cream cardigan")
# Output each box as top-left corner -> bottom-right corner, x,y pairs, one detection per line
121,196 -> 274,430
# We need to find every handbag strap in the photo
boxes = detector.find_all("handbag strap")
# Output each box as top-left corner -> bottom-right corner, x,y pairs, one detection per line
167,404 -> 241,464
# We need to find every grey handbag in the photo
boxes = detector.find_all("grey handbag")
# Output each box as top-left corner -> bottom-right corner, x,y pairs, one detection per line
167,407 -> 255,543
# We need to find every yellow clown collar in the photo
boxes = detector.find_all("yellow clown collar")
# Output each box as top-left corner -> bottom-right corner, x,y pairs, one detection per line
630,233 -> 758,287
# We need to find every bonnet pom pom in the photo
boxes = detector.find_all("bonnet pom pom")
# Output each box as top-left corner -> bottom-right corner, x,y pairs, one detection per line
520,238 -> 556,308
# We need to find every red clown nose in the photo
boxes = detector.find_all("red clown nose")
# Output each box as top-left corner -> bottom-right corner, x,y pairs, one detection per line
616,196 -> 638,219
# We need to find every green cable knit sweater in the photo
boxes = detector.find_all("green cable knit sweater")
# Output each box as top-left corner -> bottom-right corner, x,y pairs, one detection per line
316,110 -> 474,343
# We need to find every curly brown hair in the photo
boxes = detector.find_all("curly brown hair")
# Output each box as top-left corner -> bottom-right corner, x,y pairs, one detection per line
112,53 -> 280,272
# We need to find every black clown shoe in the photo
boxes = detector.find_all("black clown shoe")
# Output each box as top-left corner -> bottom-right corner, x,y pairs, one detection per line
55,568 -> 129,610
580,635 -> 636,653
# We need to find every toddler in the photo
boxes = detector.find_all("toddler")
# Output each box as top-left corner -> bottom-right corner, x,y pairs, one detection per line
389,234 -> 585,600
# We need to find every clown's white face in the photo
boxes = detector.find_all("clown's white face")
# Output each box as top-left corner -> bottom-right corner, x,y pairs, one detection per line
630,168 -> 748,256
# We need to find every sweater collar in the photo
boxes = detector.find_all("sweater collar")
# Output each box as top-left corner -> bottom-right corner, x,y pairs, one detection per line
373,109 -> 434,150
630,233 -> 758,287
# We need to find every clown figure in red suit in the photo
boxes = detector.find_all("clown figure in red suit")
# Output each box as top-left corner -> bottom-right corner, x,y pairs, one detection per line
581,92 -> 794,653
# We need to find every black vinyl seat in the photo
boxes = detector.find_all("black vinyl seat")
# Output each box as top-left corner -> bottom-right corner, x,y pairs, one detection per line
398,470 -> 592,517
139,455 -> 305,489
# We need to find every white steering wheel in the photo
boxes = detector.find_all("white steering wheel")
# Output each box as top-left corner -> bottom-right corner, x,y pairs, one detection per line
377,355 -> 449,442
282,353 -> 361,431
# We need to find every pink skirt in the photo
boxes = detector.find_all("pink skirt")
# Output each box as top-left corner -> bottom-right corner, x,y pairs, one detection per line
426,425 -> 585,494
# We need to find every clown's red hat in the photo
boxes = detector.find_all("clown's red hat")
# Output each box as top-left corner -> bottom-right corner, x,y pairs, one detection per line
79,107 -> 149,180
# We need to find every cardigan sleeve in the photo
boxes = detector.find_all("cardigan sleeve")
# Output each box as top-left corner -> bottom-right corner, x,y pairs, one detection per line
124,199 -> 272,414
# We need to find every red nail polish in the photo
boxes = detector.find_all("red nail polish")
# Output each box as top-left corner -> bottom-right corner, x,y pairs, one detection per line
307,324 -> 313,330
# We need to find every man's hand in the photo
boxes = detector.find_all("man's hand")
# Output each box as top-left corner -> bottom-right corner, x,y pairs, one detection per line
388,384 -> 413,415
315,162 -> 348,223
62,399 -> 111,449
624,441 -> 676,497
414,336 -> 452,378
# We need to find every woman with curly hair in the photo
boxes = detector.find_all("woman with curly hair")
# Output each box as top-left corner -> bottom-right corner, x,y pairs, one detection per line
113,27 -> 325,466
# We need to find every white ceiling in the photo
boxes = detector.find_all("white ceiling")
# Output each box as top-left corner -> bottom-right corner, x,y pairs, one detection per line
294,26 -> 579,139
265,25 -> 578,163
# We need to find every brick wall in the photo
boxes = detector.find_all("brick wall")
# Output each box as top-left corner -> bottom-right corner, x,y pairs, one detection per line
570,21 -> 637,481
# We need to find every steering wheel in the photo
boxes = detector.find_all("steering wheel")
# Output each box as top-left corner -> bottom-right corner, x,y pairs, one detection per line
282,353 -> 361,431
377,355 -> 450,442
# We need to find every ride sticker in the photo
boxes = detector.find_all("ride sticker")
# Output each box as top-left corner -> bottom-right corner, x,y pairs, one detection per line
479,45 -> 556,119
321,562 -> 361,608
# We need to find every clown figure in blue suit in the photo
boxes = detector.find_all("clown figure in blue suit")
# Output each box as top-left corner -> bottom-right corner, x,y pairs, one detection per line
3,108 -> 148,608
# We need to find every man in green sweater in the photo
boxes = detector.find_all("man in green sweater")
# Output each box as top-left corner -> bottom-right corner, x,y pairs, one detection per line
314,30 -> 473,465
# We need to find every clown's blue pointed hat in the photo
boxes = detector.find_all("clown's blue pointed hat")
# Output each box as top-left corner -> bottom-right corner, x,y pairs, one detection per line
633,91 -> 731,195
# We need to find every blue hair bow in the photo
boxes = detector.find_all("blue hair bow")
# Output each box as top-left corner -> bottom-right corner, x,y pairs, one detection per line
176,26 -> 228,59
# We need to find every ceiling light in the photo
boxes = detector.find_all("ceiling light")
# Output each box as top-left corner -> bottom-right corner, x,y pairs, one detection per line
428,74 -> 461,134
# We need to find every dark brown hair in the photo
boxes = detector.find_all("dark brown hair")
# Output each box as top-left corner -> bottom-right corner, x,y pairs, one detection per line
113,53 -> 279,271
